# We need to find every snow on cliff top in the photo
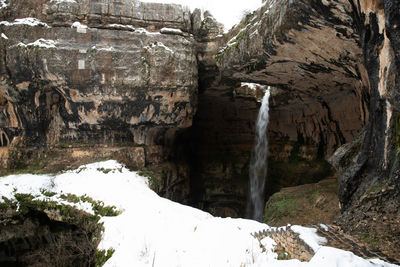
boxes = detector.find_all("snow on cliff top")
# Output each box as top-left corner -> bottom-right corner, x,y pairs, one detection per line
0,17 -> 50,27
0,160 -> 398,267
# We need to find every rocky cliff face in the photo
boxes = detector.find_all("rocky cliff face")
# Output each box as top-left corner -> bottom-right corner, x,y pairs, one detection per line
203,0 -> 369,217
0,0 -> 366,218
217,0 -> 368,157
0,0 -> 197,147
0,0 -> 206,203
1,0 -> 398,257
217,0 -> 399,258
333,0 -> 400,257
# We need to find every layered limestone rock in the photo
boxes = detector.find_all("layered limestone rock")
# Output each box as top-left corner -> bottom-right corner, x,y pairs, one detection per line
2,0 -> 192,32
0,1 -> 197,145
217,0 -> 368,157
216,0 -> 399,257
0,0 -> 200,203
194,0 -> 368,217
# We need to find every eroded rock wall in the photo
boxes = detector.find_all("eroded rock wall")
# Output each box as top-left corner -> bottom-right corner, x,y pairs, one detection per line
217,0 -> 368,158
333,0 -> 400,256
0,0 -> 200,203
199,0 -> 368,217
216,0 -> 399,255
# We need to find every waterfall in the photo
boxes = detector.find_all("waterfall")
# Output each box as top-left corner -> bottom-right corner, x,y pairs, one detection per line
247,87 -> 270,222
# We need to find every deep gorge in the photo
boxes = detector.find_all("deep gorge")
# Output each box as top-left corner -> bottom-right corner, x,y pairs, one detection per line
0,0 -> 399,264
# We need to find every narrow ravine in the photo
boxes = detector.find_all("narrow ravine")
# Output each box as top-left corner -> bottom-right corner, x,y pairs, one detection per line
247,87 -> 270,222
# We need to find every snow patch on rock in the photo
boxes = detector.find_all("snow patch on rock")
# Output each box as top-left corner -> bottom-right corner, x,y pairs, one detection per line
17,39 -> 57,49
17,38 -> 57,48
160,27 -> 184,35
145,41 -> 174,54
135,28 -> 161,35
108,24 -> 135,31
291,225 -> 327,252
71,21 -> 88,33
0,0 -> 8,9
50,0 -> 77,3
0,18 -> 50,28
241,82 -> 266,91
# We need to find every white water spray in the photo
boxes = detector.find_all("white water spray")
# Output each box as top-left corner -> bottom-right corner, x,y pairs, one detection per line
247,87 -> 270,222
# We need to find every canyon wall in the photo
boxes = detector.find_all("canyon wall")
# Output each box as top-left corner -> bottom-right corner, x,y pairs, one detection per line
205,0 -> 368,216
217,0 -> 368,157
218,0 -> 399,255
0,0 -> 368,218
0,0 -> 210,203
333,0 -> 400,255
0,0 -> 398,252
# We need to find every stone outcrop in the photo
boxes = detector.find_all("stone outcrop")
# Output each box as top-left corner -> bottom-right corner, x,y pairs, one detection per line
188,0 -> 369,217
0,198 -> 104,266
3,0 -> 192,32
0,0 -> 211,203
217,0 -> 368,158
255,226 -> 315,262
327,0 -> 400,258
333,0 -> 400,210
216,0 -> 399,258
0,0 -> 197,148
253,224 -> 400,264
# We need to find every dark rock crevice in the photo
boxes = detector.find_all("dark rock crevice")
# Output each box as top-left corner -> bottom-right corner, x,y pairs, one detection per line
0,208 -> 100,267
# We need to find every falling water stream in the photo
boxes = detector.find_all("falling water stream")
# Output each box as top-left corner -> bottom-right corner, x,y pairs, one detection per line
247,86 -> 270,222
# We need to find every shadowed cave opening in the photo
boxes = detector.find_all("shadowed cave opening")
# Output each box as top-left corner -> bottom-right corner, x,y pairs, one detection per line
182,77 -> 368,219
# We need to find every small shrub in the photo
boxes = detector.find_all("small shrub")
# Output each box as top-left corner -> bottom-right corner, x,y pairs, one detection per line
97,167 -> 113,174
138,169 -> 158,189
95,248 -> 115,267
40,188 -> 57,197
277,251 -> 291,260
59,193 -> 121,217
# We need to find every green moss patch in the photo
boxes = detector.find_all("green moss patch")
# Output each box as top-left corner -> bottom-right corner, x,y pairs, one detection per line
264,193 -> 299,223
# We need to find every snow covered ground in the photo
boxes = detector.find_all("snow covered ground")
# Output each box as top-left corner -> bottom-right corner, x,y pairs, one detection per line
0,161 -> 398,267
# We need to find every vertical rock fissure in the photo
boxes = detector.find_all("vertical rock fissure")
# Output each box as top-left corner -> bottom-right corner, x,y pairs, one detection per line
247,87 -> 270,222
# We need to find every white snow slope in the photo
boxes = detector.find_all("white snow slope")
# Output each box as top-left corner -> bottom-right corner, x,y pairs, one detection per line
0,160 -> 398,267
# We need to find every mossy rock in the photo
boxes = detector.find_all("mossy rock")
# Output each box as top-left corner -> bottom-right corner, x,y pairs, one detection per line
264,177 -> 340,226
